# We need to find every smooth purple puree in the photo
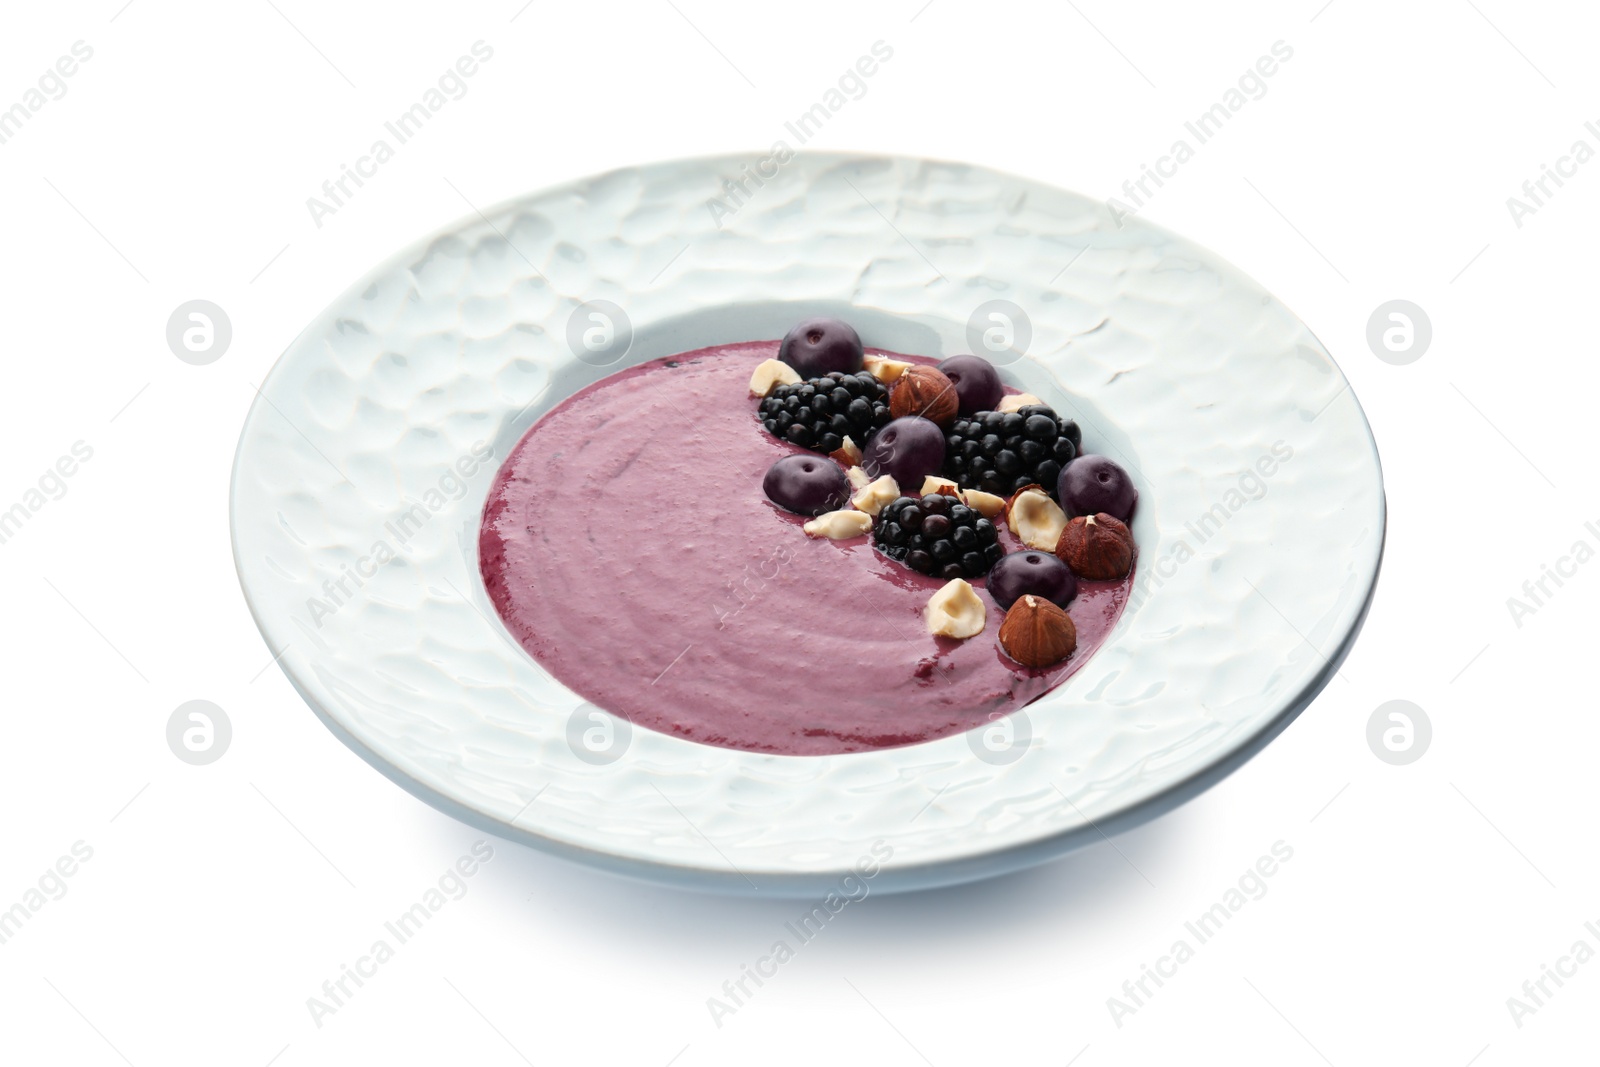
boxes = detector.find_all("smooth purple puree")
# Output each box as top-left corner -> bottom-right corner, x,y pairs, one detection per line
479,341 -> 1134,756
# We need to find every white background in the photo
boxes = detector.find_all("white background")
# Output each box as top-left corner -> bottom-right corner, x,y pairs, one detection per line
1,1 -> 1594,1063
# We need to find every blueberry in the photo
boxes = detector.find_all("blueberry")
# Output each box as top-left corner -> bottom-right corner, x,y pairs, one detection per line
922,514 -> 952,539
1058,454 -> 1137,520
779,317 -> 864,377
987,550 -> 1078,610
907,549 -> 933,572
936,354 -> 1004,415
762,454 -> 850,516
861,416 -> 946,488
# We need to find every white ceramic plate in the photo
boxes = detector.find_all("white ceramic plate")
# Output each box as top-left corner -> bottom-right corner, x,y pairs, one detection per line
231,153 -> 1384,896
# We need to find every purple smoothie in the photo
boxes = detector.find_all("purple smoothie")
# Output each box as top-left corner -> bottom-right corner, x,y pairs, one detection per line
479,341 -> 1134,756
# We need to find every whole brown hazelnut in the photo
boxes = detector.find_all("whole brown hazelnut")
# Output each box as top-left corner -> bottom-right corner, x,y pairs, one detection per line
889,365 -> 960,427
999,595 -> 1077,668
1055,513 -> 1135,580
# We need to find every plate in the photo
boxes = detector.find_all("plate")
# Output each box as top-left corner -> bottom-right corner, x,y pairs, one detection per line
230,152 -> 1384,895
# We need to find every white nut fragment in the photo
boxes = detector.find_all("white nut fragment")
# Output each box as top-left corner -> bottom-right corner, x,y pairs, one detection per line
863,354 -> 913,383
924,578 -> 986,639
920,475 -> 959,497
851,475 -> 901,517
1007,487 -> 1068,550
997,392 -> 1044,413
749,358 -> 801,397
959,488 -> 1006,518
803,509 -> 874,540
830,436 -> 863,467
845,466 -> 872,490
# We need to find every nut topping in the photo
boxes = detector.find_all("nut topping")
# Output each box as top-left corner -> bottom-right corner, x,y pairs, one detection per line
924,578 -> 986,639
1055,512 -> 1135,580
802,509 -> 874,540
889,365 -> 960,427
996,392 -> 1044,413
748,358 -> 802,397
1006,485 -> 1069,551
999,595 -> 1077,667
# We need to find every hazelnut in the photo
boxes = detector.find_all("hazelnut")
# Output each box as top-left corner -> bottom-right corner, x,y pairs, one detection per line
749,358 -> 801,397
1055,513 -> 1135,580
1006,485 -> 1068,551
851,474 -> 901,517
889,365 -> 959,427
924,578 -> 986,639
920,475 -> 960,497
845,465 -> 872,490
830,435 -> 863,468
863,354 -> 913,382
997,392 -> 1044,414
999,595 -> 1077,668
958,488 -> 1006,518
803,509 -> 874,540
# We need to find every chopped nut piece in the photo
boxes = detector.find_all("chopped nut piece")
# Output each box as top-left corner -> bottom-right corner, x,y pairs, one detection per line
748,358 -> 802,397
830,436 -> 863,468
851,475 -> 901,517
924,578 -> 986,639
958,488 -> 1006,518
997,392 -> 1044,414
1007,485 -> 1069,550
921,475 -> 960,497
802,509 -> 874,540
863,354 -> 913,382
845,466 -> 872,490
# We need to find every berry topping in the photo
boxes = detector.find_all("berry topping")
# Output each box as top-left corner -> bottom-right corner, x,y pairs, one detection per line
941,404 -> 1080,499
986,550 -> 1078,611
936,354 -> 1004,415
860,416 -> 946,489
762,454 -> 851,516
873,493 -> 1003,579
1058,454 -> 1136,520
757,371 -> 891,454
779,317 -> 864,377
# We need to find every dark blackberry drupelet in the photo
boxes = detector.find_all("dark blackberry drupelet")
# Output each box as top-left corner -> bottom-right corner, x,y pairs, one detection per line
941,404 -> 1081,499
756,371 -> 891,454
873,494 -> 1004,580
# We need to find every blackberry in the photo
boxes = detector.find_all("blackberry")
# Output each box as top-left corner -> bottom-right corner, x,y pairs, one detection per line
756,371 -> 891,455
873,493 -> 1004,580
941,405 -> 1081,499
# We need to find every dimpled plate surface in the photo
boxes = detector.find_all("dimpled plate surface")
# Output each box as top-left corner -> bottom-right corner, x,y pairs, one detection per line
230,153 -> 1384,896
